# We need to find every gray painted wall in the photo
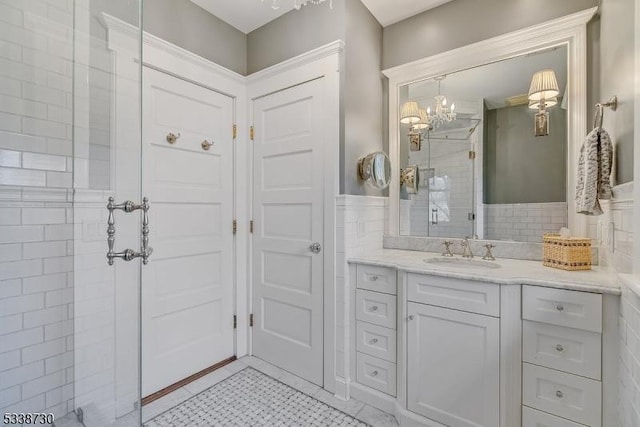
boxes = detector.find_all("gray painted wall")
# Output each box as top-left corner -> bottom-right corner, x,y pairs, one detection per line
247,1 -> 345,74
599,0 -> 634,184
97,0 -> 247,75
382,0 -> 599,69
484,104 -> 567,204
143,0 -> 247,75
247,0 -> 385,196
343,0 -> 385,196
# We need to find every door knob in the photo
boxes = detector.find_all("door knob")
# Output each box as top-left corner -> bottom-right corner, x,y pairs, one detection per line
310,242 -> 322,253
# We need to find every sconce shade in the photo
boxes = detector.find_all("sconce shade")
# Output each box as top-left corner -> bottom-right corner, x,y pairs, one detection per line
412,109 -> 430,130
528,69 -> 559,102
528,97 -> 558,110
400,101 -> 421,124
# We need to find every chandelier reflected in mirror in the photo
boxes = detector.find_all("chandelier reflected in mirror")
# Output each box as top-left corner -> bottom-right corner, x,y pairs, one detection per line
400,75 -> 456,132
263,0 -> 333,10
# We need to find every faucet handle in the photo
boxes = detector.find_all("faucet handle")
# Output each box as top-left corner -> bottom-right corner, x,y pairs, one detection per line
483,243 -> 496,261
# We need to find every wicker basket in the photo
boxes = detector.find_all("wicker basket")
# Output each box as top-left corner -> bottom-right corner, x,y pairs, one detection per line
542,233 -> 592,271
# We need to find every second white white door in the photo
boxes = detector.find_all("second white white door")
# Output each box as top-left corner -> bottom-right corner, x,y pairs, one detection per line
251,78 -> 325,386
142,68 -> 235,396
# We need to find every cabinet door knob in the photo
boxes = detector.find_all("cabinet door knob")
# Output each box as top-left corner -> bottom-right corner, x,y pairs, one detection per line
370,275 -> 379,281
556,390 -> 564,398
166,132 -> 180,144
370,306 -> 379,312
371,370 -> 378,377
555,304 -> 565,312
555,344 -> 565,352
370,338 -> 378,344
408,315 -> 415,321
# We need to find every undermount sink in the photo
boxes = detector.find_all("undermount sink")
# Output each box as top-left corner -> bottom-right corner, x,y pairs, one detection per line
424,257 -> 501,269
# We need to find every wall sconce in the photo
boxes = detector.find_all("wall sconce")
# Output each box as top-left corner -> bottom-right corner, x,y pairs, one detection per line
528,69 -> 559,137
400,101 -> 421,124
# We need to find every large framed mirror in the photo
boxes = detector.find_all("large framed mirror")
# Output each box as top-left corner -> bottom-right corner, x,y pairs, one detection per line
384,8 -> 597,243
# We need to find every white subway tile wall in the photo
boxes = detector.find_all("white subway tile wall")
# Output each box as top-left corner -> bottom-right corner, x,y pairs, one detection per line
618,280 -> 640,427
0,0 -> 76,420
335,195 -> 387,397
484,202 -> 568,243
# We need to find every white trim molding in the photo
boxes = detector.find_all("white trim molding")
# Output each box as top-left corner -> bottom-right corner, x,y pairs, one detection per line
634,0 -> 640,277
383,7 -> 598,239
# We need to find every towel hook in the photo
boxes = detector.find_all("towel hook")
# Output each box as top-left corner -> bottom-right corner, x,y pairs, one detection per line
593,96 -> 618,131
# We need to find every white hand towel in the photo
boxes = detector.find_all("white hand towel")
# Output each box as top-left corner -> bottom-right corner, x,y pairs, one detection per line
575,128 -> 613,215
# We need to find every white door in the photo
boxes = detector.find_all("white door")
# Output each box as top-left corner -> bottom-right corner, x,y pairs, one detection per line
142,68 -> 235,396
251,78 -> 325,386
407,302 -> 500,427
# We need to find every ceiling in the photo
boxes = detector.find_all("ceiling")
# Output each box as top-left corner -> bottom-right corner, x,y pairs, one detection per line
191,0 -> 454,34
405,46 -> 568,111
361,0 -> 454,27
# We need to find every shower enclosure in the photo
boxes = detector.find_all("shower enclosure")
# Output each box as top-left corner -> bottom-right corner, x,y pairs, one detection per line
0,1 -> 144,425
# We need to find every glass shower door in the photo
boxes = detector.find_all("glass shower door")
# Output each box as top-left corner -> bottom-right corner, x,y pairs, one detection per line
72,1 -> 143,426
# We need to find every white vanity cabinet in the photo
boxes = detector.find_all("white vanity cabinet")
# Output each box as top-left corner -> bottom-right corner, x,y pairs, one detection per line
347,260 -> 617,427
406,274 -> 500,427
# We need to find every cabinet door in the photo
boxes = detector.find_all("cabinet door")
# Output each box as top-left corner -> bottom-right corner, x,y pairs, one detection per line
407,302 -> 500,427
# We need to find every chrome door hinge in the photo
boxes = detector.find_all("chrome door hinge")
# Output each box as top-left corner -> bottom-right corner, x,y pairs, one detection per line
233,220 -> 237,234
233,124 -> 237,140
468,212 -> 476,221
468,150 -> 476,160
249,314 -> 254,327
250,126 -> 254,141
250,220 -> 253,234
233,315 -> 237,329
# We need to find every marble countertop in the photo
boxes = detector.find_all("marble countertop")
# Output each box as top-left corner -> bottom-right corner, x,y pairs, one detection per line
348,249 -> 620,295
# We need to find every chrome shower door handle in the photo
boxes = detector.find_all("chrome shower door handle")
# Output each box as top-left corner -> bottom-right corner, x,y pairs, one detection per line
310,242 -> 322,253
106,197 -> 153,265
107,197 -> 117,265
141,197 -> 153,264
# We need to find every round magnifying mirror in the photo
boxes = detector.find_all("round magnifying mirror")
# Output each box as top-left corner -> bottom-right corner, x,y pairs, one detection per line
358,151 -> 391,190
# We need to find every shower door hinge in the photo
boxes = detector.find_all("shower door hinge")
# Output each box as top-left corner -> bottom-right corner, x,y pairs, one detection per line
468,150 -> 476,160
233,315 -> 237,329
233,220 -> 237,235
233,124 -> 237,140
250,126 -> 254,141
249,313 -> 254,327
250,220 -> 254,234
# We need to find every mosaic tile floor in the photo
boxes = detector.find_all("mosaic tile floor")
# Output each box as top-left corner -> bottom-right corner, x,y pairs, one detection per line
144,367 -> 368,427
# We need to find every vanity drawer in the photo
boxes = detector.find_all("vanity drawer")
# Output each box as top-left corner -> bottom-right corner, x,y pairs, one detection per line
356,352 -> 396,396
356,321 -> 396,362
523,363 -> 602,427
523,406 -> 588,427
356,264 -> 397,295
407,273 -> 500,317
523,320 -> 601,380
522,286 -> 602,333
356,289 -> 396,329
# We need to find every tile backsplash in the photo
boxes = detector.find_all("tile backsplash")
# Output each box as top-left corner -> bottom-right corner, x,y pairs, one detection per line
484,202 -> 568,243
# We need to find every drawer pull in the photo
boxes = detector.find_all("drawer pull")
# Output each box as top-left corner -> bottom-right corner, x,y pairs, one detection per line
370,275 -> 379,281
370,338 -> 378,344
555,344 -> 565,352
371,370 -> 378,377
555,390 -> 564,398
555,304 -> 565,312
371,306 -> 379,312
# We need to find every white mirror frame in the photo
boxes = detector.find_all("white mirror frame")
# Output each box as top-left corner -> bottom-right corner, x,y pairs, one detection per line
383,7 -> 598,238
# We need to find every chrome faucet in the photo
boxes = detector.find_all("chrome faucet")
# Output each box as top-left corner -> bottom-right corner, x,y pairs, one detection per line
461,237 -> 474,258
